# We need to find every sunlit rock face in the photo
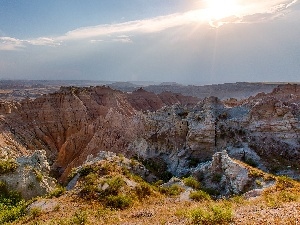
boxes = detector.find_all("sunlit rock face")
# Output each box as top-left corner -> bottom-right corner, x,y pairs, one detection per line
0,84 -> 299,182
0,150 -> 56,200
192,150 -> 275,197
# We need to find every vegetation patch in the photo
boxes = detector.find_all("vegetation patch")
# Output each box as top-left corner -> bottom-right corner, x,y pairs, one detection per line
0,158 -> 18,174
183,176 -> 201,189
105,194 -> 133,210
141,158 -> 172,182
135,182 -> 153,199
0,181 -> 26,224
48,186 -> 66,198
189,202 -> 233,225
189,190 -> 211,202
159,184 -> 184,196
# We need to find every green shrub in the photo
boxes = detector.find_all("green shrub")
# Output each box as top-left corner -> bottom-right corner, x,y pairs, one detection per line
183,176 -> 201,189
189,203 -> 233,225
135,182 -> 153,199
48,186 -> 66,198
102,176 -> 125,196
30,207 -> 42,218
0,181 -> 23,205
276,176 -> 295,190
0,181 -> 26,224
105,194 -> 133,210
278,191 -> 298,202
264,190 -> 298,208
0,201 -> 27,224
79,173 -> 100,199
159,184 -> 184,196
0,159 -> 18,174
79,165 -> 97,177
189,190 -> 211,202
71,210 -> 88,224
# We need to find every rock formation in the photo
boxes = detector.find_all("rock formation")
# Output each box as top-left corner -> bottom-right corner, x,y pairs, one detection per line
0,150 -> 56,200
0,83 -> 299,185
192,150 -> 274,196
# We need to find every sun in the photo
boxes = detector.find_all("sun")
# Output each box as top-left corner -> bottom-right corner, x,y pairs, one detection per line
203,0 -> 241,20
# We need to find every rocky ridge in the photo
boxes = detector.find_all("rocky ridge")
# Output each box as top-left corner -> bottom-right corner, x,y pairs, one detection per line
0,84 -> 299,186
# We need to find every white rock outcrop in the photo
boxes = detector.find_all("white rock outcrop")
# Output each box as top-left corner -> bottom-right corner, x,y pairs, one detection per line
193,150 -> 258,196
0,150 -> 56,200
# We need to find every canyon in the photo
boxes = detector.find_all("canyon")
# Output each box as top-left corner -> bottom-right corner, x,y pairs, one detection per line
0,83 -> 299,186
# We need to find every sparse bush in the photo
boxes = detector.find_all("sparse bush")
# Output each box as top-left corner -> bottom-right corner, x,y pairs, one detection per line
278,191 -> 298,202
189,190 -> 211,202
276,176 -> 295,190
229,195 -> 245,204
264,190 -> 298,208
0,158 -> 18,174
34,169 -> 43,182
71,210 -> 88,224
30,207 -> 42,218
0,181 -> 23,205
79,165 -> 97,177
48,186 -> 66,198
154,180 -> 164,186
178,110 -> 189,118
103,176 -> 125,196
183,176 -> 201,189
105,194 -> 133,210
135,182 -> 153,199
159,184 -> 184,196
189,202 -> 233,225
80,173 -> 99,198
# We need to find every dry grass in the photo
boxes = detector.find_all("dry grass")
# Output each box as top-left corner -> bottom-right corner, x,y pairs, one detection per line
7,163 -> 300,225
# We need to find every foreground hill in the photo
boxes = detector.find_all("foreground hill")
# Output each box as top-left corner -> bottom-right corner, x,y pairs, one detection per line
1,152 -> 299,225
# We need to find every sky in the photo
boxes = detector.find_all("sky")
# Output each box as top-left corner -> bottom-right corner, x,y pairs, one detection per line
0,0 -> 300,85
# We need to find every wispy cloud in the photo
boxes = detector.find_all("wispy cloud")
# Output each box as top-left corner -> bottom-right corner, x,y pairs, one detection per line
0,36 -> 60,51
27,37 -> 61,47
0,37 -> 26,51
0,0 -> 298,51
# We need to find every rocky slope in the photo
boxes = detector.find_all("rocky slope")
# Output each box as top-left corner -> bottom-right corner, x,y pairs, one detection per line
0,84 -> 299,185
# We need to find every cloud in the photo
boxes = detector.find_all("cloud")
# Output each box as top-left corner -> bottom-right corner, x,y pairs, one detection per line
90,35 -> 132,44
27,37 -> 61,47
0,0 -> 298,51
0,37 -> 26,51
0,36 -> 60,51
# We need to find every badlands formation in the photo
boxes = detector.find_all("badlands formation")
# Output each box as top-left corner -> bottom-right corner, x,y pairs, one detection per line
0,83 -> 300,224
0,84 -> 299,187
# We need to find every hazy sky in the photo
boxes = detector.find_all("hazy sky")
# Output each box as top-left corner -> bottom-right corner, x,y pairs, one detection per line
0,0 -> 299,84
